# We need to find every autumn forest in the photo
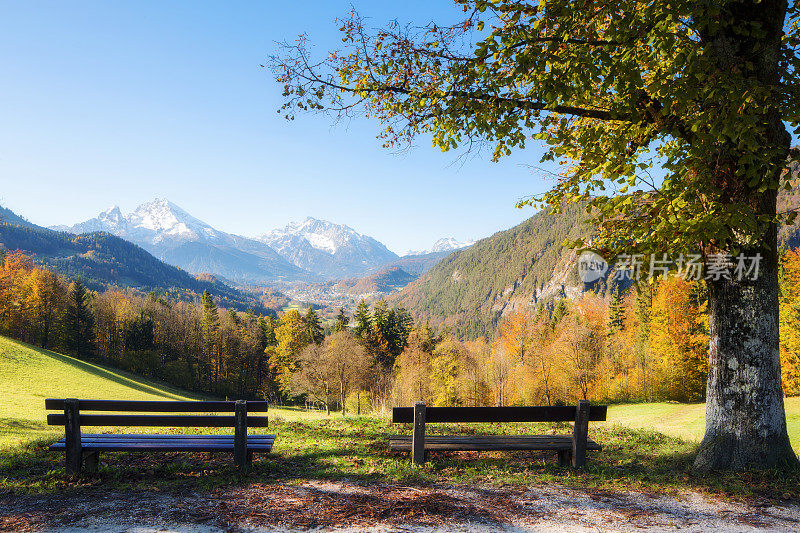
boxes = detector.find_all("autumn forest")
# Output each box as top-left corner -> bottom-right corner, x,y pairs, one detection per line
3,248 -> 799,414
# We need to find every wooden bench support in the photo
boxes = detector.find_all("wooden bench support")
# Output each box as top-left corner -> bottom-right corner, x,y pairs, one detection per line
572,399 -> 590,469
412,401 -> 426,466
234,400 -> 249,472
83,450 -> 99,474
64,399 -> 82,475
557,449 -> 572,467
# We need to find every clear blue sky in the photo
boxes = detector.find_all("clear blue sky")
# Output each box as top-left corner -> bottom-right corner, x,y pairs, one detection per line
0,1 -> 555,254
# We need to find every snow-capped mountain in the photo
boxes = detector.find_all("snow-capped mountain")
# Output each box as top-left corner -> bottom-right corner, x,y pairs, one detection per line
406,237 -> 475,256
51,199 -> 308,283
52,205 -> 128,235
258,217 -> 398,279
54,199 -> 229,246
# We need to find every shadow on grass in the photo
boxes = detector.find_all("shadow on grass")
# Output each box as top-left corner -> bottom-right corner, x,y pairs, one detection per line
33,345 -> 201,401
1,419 -> 798,500
0,418 -> 49,432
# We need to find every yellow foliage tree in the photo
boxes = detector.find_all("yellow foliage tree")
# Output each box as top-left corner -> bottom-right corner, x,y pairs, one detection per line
649,278 -> 709,402
779,250 -> 800,396
270,310 -> 311,393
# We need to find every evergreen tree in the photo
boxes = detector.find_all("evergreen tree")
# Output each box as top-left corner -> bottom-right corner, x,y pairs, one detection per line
65,280 -> 93,356
259,316 -> 277,349
551,299 -> 568,326
371,299 -> 393,368
353,300 -> 371,339
201,290 -> 219,389
608,286 -> 625,337
388,306 -> 413,357
304,307 -> 324,344
333,307 -> 350,332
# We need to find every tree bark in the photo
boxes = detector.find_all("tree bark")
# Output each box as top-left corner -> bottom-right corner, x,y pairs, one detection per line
696,236 -> 799,470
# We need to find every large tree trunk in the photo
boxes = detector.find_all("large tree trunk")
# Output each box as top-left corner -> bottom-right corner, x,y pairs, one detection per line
695,233 -> 798,470
693,0 -> 799,472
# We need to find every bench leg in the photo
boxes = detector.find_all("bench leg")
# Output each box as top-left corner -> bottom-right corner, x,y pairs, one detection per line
411,402 -> 427,465
83,451 -> 99,473
247,451 -> 253,468
234,400 -> 248,473
572,400 -> 590,469
64,399 -> 82,475
65,450 -> 82,475
558,449 -> 572,467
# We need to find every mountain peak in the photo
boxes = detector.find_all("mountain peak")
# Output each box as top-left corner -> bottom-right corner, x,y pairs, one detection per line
126,198 -> 218,242
258,218 -> 398,278
266,217 -> 363,254
406,237 -> 475,256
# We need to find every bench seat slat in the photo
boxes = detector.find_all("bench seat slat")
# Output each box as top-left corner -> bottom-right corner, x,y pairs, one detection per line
49,441 -> 272,453
48,441 -> 274,452
45,399 -> 268,412
388,434 -> 601,451
49,434 -> 276,452
51,435 -> 275,444
70,433 -> 274,439
47,414 -> 270,427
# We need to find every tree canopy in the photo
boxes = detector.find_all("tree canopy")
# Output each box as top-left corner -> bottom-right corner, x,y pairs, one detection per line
272,0 -> 800,259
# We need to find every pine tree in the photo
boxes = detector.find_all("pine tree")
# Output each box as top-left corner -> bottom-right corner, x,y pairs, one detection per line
259,316 -> 277,349
387,306 -> 413,358
551,299 -> 568,326
333,307 -> 350,332
65,280 -> 93,356
353,300 -> 371,339
608,286 -> 625,336
201,290 -> 219,390
304,307 -> 324,344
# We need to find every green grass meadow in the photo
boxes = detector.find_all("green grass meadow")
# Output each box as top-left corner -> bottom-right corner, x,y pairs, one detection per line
2,334 -> 800,498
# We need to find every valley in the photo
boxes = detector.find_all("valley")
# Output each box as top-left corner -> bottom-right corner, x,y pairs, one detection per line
1,198 -> 479,317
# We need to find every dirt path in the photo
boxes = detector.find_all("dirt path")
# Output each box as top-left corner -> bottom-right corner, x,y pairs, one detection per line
3,481 -> 799,532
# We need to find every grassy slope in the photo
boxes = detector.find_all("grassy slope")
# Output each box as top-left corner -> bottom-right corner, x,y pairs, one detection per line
604,400 -> 800,453
0,336 -> 205,447
0,336 -> 329,448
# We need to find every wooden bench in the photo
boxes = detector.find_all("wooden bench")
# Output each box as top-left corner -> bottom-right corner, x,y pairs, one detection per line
389,400 -> 606,468
46,399 -> 273,474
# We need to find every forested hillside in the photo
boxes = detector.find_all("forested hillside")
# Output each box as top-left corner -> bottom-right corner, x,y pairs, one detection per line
398,163 -> 800,340
0,223 -> 264,312
0,206 -> 37,229
394,203 -> 594,338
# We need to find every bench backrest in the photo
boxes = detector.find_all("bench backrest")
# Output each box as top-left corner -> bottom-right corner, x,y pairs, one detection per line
392,404 -> 607,424
45,399 -> 269,427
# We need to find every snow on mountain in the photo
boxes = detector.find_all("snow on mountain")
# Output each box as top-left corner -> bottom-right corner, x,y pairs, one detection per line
51,205 -> 129,235
431,237 -> 476,253
50,199 -> 308,283
54,199 -> 232,246
126,198 -> 226,244
406,237 -> 475,256
258,217 -> 399,279
51,203 -> 403,282
261,217 -> 365,255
